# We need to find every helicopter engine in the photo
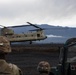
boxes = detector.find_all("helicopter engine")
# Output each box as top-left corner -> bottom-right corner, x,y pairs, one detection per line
1,27 -> 14,36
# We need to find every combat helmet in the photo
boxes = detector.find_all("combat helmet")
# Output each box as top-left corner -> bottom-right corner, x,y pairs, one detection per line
0,36 -> 11,53
37,61 -> 51,73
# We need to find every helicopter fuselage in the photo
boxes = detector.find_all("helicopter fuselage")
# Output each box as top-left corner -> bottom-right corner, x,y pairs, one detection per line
1,29 -> 47,42
0,22 -> 47,43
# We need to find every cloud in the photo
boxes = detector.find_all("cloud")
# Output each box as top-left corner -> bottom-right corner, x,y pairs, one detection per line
46,34 -> 63,38
0,0 -> 76,27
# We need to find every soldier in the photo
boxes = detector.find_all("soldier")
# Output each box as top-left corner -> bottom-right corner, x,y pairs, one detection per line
37,61 -> 51,75
0,36 -> 23,75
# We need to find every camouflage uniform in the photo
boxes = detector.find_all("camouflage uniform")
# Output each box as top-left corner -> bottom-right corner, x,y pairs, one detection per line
0,36 -> 22,75
37,61 -> 51,75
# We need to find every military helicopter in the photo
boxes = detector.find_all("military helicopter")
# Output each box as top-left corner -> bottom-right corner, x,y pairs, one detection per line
0,22 -> 47,44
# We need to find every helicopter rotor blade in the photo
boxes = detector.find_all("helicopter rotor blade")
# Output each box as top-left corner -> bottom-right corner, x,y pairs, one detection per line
7,22 -> 42,28
29,29 -> 42,31
7,25 -> 30,28
0,25 -> 6,28
29,27 -> 68,31
29,28 -> 48,31
27,22 -> 43,30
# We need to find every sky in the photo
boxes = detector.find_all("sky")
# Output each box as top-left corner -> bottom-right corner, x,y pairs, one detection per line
0,0 -> 76,27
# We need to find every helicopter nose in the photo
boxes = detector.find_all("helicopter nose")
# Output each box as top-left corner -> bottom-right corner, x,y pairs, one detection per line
45,36 -> 47,39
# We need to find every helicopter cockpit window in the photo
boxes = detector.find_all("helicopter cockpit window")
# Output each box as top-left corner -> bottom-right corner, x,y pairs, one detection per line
37,34 -> 40,37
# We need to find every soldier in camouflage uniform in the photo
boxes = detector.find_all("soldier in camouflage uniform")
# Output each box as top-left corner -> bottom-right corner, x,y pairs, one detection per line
0,36 -> 23,75
37,61 -> 51,75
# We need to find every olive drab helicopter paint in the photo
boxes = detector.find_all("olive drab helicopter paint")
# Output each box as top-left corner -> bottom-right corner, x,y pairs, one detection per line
0,22 -> 47,44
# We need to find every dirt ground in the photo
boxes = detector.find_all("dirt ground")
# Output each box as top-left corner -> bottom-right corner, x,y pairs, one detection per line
6,46 -> 60,75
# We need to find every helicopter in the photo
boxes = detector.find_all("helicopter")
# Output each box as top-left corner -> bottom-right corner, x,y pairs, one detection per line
0,22 -> 47,44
